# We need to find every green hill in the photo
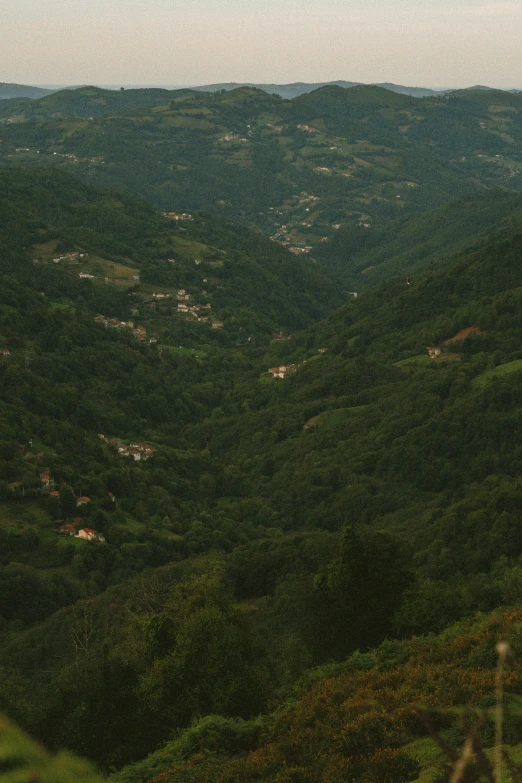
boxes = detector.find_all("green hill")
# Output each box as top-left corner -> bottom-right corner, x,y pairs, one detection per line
0,167 -> 340,338
193,80 -> 442,99
2,84 -> 522,247
314,189 -> 522,286
0,82 -> 53,100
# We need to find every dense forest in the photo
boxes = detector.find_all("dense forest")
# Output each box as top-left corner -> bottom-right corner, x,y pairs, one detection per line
3,88 -> 522,782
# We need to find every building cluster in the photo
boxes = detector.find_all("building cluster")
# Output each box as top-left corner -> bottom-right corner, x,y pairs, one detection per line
33,252 -> 88,264
163,212 -> 193,221
267,364 -> 299,379
221,133 -> 248,142
98,434 -> 156,461
289,246 -> 313,254
94,316 -> 154,342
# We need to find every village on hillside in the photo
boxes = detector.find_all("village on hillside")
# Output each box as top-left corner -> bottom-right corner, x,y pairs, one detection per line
97,434 -> 157,461
4,434 -> 157,544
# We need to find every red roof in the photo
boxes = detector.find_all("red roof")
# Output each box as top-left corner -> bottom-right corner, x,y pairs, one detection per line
81,528 -> 96,535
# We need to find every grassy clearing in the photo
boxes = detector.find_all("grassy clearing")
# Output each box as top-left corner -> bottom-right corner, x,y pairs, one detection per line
0,502 -> 51,531
33,241 -> 58,258
394,354 -> 431,367
33,244 -> 139,287
80,254 -> 139,287
163,116 -> 214,130
160,345 -> 208,360
472,358 -> 522,386
172,237 -> 224,262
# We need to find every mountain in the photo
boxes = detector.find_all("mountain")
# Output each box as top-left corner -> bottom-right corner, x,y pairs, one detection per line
192,80 -> 441,99
2,83 -> 522,249
0,82 -> 54,100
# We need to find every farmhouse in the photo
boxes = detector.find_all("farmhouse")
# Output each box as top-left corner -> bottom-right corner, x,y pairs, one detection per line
268,365 -> 298,379
78,528 -> 105,543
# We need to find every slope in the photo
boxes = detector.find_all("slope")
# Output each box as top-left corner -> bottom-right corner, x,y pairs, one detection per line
2,85 -> 522,247
0,167 -> 341,338
313,189 -> 522,287
0,82 -> 54,100
4,166 -> 522,777
112,608 -> 522,783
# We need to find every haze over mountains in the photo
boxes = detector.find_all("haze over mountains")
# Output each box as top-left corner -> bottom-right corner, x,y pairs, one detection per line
3,79 -> 521,103
0,82 -> 55,100
4,75 -> 522,782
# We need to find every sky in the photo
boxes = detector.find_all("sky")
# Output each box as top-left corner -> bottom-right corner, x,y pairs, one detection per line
2,0 -> 522,88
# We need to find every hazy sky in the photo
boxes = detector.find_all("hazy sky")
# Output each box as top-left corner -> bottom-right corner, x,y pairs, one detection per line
3,0 -> 521,88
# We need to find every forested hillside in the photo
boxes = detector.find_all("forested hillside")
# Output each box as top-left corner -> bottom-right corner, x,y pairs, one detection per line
0,167 -> 339,340
2,84 -> 522,250
3,119 -> 522,782
313,189 -> 522,286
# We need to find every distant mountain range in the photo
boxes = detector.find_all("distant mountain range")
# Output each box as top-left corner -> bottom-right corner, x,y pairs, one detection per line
2,80 -> 520,102
0,82 -> 54,100
192,80 -> 443,99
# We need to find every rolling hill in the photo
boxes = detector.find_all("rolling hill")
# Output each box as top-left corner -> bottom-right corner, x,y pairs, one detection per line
0,166 -> 340,339
0,82 -> 54,100
313,188 -> 522,286
1,84 -> 522,250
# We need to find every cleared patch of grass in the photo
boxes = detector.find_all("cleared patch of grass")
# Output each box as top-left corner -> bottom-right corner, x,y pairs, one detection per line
172,237 -> 224,262
160,345 -> 208,360
395,354 -> 431,367
0,502 -> 51,531
472,358 -> 522,386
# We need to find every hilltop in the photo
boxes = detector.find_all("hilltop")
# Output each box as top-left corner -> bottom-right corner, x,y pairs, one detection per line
192,79 -> 442,99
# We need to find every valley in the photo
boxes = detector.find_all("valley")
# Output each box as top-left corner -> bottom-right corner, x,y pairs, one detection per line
3,83 -> 522,783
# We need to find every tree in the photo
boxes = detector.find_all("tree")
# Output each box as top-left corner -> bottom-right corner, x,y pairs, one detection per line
313,527 -> 412,659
